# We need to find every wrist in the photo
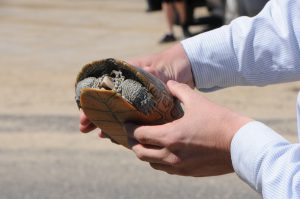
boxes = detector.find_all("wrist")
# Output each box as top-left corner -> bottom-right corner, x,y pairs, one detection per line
223,111 -> 253,152
163,43 -> 195,88
217,111 -> 252,173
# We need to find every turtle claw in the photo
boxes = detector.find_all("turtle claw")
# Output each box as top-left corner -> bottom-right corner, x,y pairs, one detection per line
99,76 -> 115,90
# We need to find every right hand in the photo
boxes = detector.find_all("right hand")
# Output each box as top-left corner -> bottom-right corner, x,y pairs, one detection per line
79,42 -> 194,134
125,80 -> 251,177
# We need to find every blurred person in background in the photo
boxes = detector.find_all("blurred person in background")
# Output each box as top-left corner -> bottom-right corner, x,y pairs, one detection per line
145,0 -> 162,12
197,0 -> 226,31
225,0 -> 269,23
159,0 -> 191,43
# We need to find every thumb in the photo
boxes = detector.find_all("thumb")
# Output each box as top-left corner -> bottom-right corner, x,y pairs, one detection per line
167,80 -> 194,105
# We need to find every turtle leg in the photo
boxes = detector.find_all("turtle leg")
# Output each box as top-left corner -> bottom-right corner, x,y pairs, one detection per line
75,77 -> 98,108
121,79 -> 155,115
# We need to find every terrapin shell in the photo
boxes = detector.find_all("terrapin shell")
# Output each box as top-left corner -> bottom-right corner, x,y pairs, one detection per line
75,58 -> 183,148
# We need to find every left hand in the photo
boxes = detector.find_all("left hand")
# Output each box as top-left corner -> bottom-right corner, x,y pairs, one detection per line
79,109 -> 97,133
125,80 -> 252,177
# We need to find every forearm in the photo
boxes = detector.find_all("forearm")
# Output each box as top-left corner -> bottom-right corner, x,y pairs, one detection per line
231,121 -> 300,198
181,0 -> 300,90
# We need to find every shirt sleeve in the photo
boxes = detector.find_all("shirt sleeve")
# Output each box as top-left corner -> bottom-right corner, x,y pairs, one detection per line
231,121 -> 300,199
181,0 -> 300,198
181,0 -> 300,91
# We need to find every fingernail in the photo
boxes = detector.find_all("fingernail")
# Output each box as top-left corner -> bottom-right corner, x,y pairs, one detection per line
167,80 -> 177,86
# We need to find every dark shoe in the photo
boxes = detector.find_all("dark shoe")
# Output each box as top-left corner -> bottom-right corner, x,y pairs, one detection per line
183,29 -> 192,38
159,34 -> 176,44
146,0 -> 162,12
182,24 -> 192,38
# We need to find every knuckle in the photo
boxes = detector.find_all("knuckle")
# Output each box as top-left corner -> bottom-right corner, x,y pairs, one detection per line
137,135 -> 150,144
133,147 -> 146,161
135,151 -> 145,160
167,155 -> 182,166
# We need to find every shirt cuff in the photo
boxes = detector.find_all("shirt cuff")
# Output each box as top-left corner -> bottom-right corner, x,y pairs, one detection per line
230,121 -> 289,191
181,26 -> 239,90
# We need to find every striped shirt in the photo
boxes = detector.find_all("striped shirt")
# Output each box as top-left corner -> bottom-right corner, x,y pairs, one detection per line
181,0 -> 300,198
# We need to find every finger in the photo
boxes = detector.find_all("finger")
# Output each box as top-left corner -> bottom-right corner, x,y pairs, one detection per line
166,80 -> 194,104
127,59 -> 149,70
124,123 -> 169,146
126,56 -> 159,78
126,58 -> 144,67
79,110 -> 96,133
98,131 -> 105,138
80,122 -> 96,133
80,110 -> 92,125
127,54 -> 155,67
98,131 -> 109,139
131,144 -> 172,165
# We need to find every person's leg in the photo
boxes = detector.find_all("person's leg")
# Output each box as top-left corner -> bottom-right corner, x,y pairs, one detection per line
146,0 -> 162,12
159,1 -> 177,43
242,0 -> 269,16
225,0 -> 239,24
174,0 -> 191,37
163,1 -> 175,35
174,1 -> 186,25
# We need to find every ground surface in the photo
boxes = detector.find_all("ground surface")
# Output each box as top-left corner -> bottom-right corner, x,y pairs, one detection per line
0,0 -> 299,198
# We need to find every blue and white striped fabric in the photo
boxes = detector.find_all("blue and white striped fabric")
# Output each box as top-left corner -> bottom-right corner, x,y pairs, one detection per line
181,0 -> 300,198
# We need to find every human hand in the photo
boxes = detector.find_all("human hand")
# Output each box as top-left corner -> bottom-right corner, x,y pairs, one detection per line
128,42 -> 194,87
79,109 -> 96,133
79,42 -> 194,134
125,80 -> 252,177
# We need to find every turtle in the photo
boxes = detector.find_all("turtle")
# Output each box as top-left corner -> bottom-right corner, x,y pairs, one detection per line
75,58 -> 184,148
